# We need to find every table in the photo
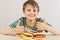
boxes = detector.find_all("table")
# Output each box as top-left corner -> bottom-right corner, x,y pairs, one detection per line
0,34 -> 60,40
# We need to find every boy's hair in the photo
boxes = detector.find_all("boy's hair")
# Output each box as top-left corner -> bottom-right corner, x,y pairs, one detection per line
23,0 -> 39,12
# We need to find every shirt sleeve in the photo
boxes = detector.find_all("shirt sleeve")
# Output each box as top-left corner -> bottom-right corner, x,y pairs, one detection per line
46,22 -> 52,26
9,17 -> 22,28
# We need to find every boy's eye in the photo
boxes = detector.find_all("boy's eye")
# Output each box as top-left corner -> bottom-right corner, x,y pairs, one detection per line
27,9 -> 31,11
27,9 -> 37,12
33,10 -> 36,12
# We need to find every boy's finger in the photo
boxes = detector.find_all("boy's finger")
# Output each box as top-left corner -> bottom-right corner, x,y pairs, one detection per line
17,20 -> 20,25
36,22 -> 42,25
43,18 -> 46,23
21,26 -> 24,28
16,20 -> 20,28
37,22 -> 41,23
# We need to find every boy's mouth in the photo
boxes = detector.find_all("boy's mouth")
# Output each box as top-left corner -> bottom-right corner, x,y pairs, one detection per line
28,14 -> 35,18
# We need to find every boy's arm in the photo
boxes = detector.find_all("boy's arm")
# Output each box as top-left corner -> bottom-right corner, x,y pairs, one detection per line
36,19 -> 60,35
45,26 -> 60,35
1,20 -> 25,35
1,26 -> 17,35
1,26 -> 25,35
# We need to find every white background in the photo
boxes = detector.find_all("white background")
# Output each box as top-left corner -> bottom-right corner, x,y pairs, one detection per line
0,0 -> 60,31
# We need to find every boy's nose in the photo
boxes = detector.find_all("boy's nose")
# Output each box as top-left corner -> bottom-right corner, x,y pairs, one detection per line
31,11 -> 34,14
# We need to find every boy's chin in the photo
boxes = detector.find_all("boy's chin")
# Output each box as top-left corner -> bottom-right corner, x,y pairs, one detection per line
26,16 -> 36,20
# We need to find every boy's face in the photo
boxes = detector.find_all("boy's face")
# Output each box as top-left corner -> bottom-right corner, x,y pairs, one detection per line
23,4 -> 39,20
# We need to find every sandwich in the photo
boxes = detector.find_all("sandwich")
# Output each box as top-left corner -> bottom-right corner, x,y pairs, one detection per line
33,32 -> 46,40
16,33 -> 33,40
16,32 -> 46,40
33,32 -> 46,38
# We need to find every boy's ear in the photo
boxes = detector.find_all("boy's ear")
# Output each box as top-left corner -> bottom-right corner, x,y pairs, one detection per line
23,10 -> 25,13
23,11 -> 25,15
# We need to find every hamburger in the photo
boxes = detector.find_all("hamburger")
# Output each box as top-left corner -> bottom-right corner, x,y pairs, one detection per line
33,33 -> 46,38
16,33 -> 33,40
22,33 -> 33,37
33,32 -> 46,40
16,32 -> 46,40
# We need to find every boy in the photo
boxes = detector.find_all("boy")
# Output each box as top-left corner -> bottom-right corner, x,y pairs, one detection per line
1,0 -> 60,35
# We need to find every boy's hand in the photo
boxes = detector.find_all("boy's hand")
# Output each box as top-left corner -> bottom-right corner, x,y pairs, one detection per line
36,19 -> 48,31
16,20 -> 25,33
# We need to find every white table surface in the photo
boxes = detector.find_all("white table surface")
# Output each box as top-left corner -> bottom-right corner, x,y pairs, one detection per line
0,34 -> 60,40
